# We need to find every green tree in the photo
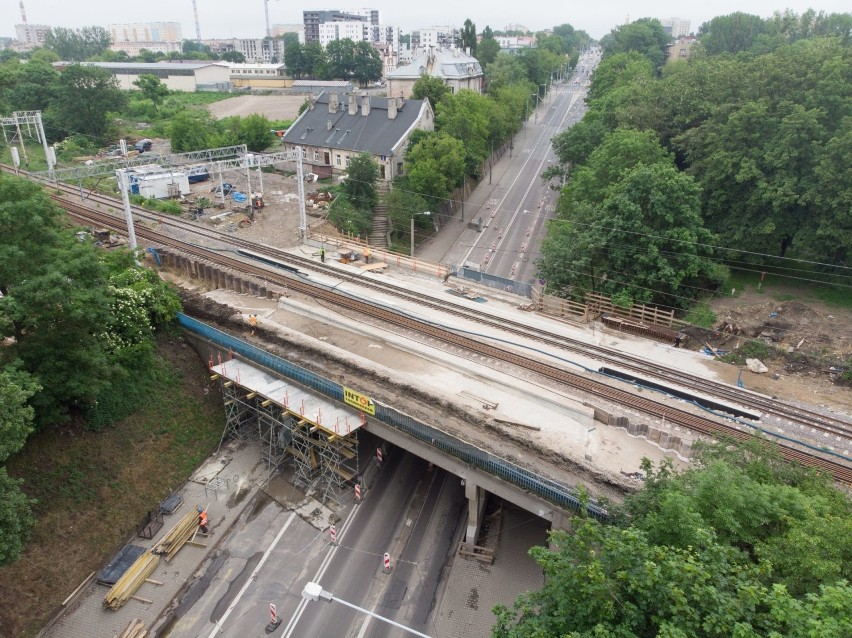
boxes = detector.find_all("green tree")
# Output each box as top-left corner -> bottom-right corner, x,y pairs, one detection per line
49,64 -> 126,140
220,50 -> 245,63
132,74 -> 170,110
494,440 -> 852,637
284,41 -> 305,78
302,42 -> 327,79
344,153 -> 379,211
352,40 -> 382,87
405,132 -> 466,205
435,89 -> 492,177
541,162 -> 724,308
411,74 -> 451,109
44,26 -> 111,61
460,19 -> 477,55
477,27 -> 500,66
0,468 -> 35,565
604,18 -> 672,71
237,113 -> 275,152
0,367 -> 39,465
169,110 -> 217,152
698,12 -> 767,55
325,38 -> 356,80
8,61 -> 58,111
484,53 -> 527,91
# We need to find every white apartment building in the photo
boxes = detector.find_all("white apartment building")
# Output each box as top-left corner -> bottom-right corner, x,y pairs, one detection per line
659,17 -> 691,38
319,21 -> 369,47
109,22 -> 182,44
206,38 -> 285,64
14,24 -> 50,50
411,27 -> 458,52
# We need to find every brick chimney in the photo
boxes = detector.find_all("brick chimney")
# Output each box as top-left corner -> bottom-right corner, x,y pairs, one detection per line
387,96 -> 397,119
329,93 -> 338,113
361,92 -> 370,117
348,93 -> 357,115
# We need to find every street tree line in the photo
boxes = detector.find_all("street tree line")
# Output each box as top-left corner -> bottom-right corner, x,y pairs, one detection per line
538,11 -> 851,310
382,20 -> 589,252
284,38 -> 382,87
0,174 -> 182,564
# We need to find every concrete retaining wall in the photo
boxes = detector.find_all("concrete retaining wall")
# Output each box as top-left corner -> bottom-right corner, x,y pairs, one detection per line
586,403 -> 694,460
155,249 -> 287,299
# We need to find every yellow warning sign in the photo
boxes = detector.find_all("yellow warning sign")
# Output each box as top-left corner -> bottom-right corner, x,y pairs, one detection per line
344,386 -> 376,415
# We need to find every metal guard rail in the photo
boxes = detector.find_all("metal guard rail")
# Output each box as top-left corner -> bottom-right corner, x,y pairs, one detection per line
177,313 -> 607,521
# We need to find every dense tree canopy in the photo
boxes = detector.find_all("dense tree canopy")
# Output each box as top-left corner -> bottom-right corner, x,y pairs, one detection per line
602,18 -> 672,70
542,11 -> 851,308
494,441 -> 852,637
343,153 -> 379,211
411,74 -> 451,110
50,64 -> 126,140
460,19 -> 477,55
44,26 -> 111,61
281,39 -> 380,85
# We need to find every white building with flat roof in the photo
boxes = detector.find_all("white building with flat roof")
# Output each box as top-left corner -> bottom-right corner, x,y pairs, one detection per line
109,22 -> 182,43
659,18 -> 691,38
14,24 -> 50,50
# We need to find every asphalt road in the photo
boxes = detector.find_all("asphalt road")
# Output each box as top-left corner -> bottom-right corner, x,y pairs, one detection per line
283,453 -> 465,638
458,56 -> 599,284
160,448 -> 465,638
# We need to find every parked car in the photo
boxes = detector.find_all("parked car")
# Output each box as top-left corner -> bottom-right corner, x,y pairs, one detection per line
135,139 -> 153,152
211,182 -> 235,195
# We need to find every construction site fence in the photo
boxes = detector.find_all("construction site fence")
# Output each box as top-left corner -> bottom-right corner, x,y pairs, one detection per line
455,265 -> 533,298
532,284 -> 689,330
177,313 -> 606,521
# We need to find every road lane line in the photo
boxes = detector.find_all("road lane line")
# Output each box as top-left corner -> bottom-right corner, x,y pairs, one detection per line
207,510 -> 297,637
280,501 -> 362,637
463,91 -> 580,268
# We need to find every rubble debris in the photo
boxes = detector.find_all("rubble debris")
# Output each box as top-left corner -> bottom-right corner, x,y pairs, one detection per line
746,358 -> 769,374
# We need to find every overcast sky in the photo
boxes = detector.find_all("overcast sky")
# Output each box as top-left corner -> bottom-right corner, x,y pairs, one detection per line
5,1 -> 850,40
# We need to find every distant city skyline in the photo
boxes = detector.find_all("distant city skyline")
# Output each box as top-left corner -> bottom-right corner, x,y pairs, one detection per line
5,0 -> 850,41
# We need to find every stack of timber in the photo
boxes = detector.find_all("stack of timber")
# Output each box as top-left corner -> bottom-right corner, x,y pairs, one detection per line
103,550 -> 159,610
152,508 -> 200,561
116,618 -> 147,638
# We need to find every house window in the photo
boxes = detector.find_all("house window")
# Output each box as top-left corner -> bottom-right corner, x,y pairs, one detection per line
335,154 -> 341,166
301,148 -> 307,158
345,156 -> 351,167
397,162 -> 403,175
313,150 -> 319,161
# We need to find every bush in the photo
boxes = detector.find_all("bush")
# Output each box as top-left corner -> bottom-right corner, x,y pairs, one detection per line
328,195 -> 372,236
722,339 -> 774,365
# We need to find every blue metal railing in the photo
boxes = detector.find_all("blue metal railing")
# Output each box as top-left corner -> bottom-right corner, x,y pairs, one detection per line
178,313 -> 607,520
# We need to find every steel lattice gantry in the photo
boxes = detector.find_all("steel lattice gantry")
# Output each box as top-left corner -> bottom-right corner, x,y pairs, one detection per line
210,358 -> 361,500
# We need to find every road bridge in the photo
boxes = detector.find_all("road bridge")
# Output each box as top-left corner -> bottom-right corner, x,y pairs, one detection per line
180,313 -> 608,545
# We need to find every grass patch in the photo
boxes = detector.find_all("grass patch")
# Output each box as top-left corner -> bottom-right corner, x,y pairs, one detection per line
0,335 -> 223,637
683,301 -> 717,328
811,284 -> 852,309
722,339 -> 775,365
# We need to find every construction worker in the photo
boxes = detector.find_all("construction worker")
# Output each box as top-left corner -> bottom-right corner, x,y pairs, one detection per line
197,506 -> 208,534
364,246 -> 371,264
320,246 -> 325,263
249,314 -> 258,336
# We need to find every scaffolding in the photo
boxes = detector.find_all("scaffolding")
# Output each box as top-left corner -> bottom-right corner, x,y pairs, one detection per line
211,358 -> 361,502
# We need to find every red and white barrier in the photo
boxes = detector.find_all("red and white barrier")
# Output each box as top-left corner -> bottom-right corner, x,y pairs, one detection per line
376,447 -> 383,464
383,552 -> 391,574
355,484 -> 361,501
270,603 -> 277,624
330,525 -> 337,545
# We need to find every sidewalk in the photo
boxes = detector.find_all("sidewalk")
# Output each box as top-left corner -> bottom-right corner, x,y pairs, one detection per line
39,439 -> 270,638
433,502 -> 548,637
417,128 -> 526,267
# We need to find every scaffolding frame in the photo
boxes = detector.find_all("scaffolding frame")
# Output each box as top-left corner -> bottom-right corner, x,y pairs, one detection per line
213,366 -> 360,502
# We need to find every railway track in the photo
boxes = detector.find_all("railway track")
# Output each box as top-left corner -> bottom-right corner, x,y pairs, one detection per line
36,177 -> 852,445
49,195 -> 852,485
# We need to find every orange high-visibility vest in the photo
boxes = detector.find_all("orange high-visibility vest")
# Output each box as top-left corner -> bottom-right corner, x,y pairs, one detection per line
199,511 -> 208,527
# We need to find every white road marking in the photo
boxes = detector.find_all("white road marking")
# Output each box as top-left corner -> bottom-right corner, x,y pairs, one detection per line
207,510 -> 297,637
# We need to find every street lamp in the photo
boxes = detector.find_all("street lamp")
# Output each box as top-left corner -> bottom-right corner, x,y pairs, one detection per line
302,581 -> 432,638
411,211 -> 430,257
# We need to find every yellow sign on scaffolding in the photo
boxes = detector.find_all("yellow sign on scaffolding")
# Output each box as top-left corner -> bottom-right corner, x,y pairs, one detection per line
344,386 -> 376,415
